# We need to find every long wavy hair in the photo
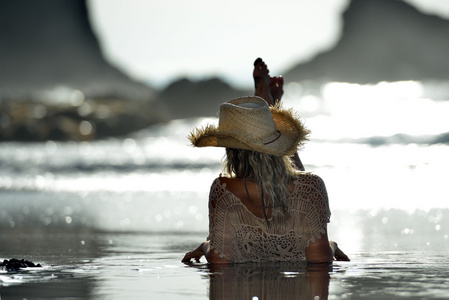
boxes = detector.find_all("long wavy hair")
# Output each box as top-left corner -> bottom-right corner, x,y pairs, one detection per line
223,148 -> 299,209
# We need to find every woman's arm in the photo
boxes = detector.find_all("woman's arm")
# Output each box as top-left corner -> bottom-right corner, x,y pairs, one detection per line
304,175 -> 350,262
182,179 -> 230,264
253,59 -> 305,172
292,152 -> 305,171
305,230 -> 334,264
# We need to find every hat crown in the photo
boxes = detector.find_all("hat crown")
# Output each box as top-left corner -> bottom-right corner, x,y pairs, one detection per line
189,95 -> 309,156
218,97 -> 280,144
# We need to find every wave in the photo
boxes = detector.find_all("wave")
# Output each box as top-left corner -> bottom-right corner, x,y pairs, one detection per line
317,132 -> 449,146
0,160 -> 220,177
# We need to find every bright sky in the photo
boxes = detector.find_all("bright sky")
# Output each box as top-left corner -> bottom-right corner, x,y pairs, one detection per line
88,0 -> 449,89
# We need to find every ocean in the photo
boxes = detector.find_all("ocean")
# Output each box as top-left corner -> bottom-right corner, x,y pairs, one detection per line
1,80 -> 449,299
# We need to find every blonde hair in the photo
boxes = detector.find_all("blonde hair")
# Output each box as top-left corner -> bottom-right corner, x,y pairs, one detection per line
223,148 -> 299,208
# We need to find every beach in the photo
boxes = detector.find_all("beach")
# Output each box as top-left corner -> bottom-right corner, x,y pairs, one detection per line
1,82 -> 449,299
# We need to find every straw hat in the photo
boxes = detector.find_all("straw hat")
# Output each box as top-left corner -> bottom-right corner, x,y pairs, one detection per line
189,96 -> 309,156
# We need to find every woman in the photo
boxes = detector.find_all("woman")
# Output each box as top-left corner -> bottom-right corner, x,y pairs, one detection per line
182,59 -> 348,264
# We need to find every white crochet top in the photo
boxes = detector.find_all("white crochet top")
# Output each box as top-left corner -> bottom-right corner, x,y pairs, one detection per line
207,174 -> 330,263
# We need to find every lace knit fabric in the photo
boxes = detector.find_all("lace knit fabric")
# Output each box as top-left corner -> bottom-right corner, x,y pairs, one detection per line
208,174 -> 330,263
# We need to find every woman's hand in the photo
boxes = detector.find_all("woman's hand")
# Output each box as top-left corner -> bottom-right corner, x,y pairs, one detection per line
330,241 -> 350,261
182,242 -> 208,263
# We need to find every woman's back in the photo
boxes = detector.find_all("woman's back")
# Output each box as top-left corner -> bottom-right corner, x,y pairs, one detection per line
182,59 -> 348,266
207,173 -> 330,263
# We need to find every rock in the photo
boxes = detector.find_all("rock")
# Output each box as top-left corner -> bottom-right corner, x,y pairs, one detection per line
0,258 -> 42,271
157,77 -> 250,119
285,0 -> 449,84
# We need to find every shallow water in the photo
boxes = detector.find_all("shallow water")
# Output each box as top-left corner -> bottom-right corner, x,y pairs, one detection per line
1,82 -> 449,298
1,231 -> 449,299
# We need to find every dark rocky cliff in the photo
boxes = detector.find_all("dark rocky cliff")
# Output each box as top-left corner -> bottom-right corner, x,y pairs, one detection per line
0,0 -> 153,97
0,0 -> 164,141
285,0 -> 449,83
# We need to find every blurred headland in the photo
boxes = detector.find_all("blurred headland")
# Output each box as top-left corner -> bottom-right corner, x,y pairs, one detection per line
285,0 -> 449,84
0,0 -> 166,141
1,0 -> 449,141
157,77 -> 250,119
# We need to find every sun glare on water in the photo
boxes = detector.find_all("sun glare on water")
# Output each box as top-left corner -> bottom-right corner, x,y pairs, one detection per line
322,81 -> 428,138
283,80 -> 449,212
284,81 -> 449,141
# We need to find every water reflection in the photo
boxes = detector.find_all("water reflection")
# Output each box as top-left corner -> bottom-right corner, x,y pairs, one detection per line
188,263 -> 332,300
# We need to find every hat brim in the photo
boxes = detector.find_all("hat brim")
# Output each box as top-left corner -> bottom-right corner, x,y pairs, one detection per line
189,105 -> 310,156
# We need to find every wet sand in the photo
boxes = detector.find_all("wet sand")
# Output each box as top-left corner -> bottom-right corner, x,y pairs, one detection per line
1,231 -> 449,299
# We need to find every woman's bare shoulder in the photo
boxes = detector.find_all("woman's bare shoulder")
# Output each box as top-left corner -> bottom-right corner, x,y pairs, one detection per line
209,175 -> 240,193
215,175 -> 241,187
